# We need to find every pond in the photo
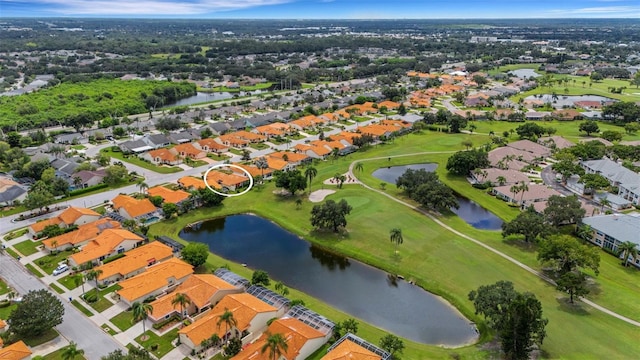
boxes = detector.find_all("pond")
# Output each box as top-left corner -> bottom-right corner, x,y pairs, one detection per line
166,90 -> 266,107
372,164 -> 503,230
523,94 -> 615,109
179,214 -> 478,346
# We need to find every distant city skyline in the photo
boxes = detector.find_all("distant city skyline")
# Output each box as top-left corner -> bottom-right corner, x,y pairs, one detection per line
2,0 -> 640,18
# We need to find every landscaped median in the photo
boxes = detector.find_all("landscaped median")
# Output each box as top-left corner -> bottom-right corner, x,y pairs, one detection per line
147,130 -> 640,359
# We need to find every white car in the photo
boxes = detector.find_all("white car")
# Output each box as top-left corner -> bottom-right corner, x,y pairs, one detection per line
53,264 -> 69,276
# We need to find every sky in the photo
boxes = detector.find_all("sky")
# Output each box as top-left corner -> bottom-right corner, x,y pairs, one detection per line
1,0 -> 640,19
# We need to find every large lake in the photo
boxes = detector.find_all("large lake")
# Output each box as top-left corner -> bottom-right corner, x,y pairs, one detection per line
179,214 -> 478,346
372,164 -> 504,230
166,90 -> 266,107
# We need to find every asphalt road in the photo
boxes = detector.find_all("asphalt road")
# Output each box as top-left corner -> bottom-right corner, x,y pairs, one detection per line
0,253 -> 124,359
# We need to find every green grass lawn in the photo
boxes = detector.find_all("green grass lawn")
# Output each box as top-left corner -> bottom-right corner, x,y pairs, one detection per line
25,263 -> 45,278
228,148 -> 243,156
42,344 -> 86,360
135,328 -> 179,358
99,283 -> 122,297
3,228 -> 28,241
207,153 -> 231,161
110,311 -> 136,332
58,274 -> 81,290
49,282 -> 65,294
185,159 -> 208,168
102,323 -> 117,335
13,239 -> 42,256
72,300 -> 93,317
34,250 -> 73,275
249,142 -> 270,150
147,130 -> 640,359
101,148 -> 183,174
512,77 -> 640,103
84,292 -> 114,312
0,303 -> 17,319
0,278 -> 10,295
5,247 -> 20,259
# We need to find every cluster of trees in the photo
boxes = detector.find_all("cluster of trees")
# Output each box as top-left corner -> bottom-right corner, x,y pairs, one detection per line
602,101 -> 640,124
274,169 -> 307,195
423,109 -> 468,133
1,290 -> 64,345
310,199 -> 353,232
446,149 -> 490,176
469,281 -> 547,360
0,78 -> 195,131
396,169 -> 459,212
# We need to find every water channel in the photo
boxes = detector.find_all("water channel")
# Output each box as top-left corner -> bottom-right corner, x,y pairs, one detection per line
371,164 -> 503,230
179,214 -> 478,346
166,90 -> 266,107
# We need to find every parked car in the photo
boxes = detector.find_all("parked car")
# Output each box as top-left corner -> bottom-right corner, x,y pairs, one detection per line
53,264 -> 69,276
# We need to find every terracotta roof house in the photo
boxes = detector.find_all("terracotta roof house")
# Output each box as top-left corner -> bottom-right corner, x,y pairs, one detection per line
147,186 -> 190,205
235,164 -> 274,180
493,184 -> 562,206
538,136 -> 575,150
217,133 -> 250,148
148,274 -> 243,322
377,100 -> 400,110
506,140 -> 550,158
171,143 -> 207,160
143,148 -> 180,166
94,241 -> 174,285
111,194 -> 158,222
266,157 -> 292,172
294,144 -> 332,159
231,317 -> 327,360
28,206 -> 101,238
116,258 -> 194,305
42,218 -> 121,252
254,123 -> 290,138
553,109 -> 583,121
196,138 -> 229,154
323,333 -> 391,360
0,340 -> 32,360
178,293 -> 278,352
268,151 -> 311,166
68,229 -> 144,267
470,168 -> 530,186
178,176 -> 207,191
206,170 -> 251,191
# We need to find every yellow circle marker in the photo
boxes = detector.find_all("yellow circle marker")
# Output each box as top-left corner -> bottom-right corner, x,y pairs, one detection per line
202,164 -> 254,197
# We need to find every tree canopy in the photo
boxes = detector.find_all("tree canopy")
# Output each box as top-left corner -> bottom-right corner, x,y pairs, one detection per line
537,235 -> 600,275
310,199 -> 353,232
515,122 -> 545,140
8,289 -> 64,337
502,206 -> 551,243
543,195 -> 586,227
180,242 -> 209,268
274,170 -> 307,195
446,149 -> 490,176
396,168 -> 458,212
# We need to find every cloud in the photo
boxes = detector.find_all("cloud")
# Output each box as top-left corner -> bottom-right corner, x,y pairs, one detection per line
6,0 -> 293,15
547,5 -> 640,16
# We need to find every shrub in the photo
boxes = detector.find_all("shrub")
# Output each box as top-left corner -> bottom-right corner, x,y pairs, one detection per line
102,253 -> 125,264
150,344 -> 158,351
152,314 -> 180,330
69,183 -> 108,197
0,300 -> 11,308
83,292 -> 97,303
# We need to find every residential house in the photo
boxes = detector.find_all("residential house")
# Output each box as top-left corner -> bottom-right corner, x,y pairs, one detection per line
582,214 -> 640,267
148,186 -> 190,205
119,139 -> 153,154
169,131 -> 196,144
234,164 -> 274,181
506,140 -> 550,158
94,241 -> 174,285
115,258 -> 194,305
524,111 -> 549,120
266,157 -> 293,172
209,122 -> 232,136
231,317 -> 326,360
538,136 -> 574,150
28,206 -> 101,238
553,109 -> 583,121
579,138 -> 613,147
171,143 -> 207,160
294,143 -> 332,159
268,151 -> 311,167
68,229 -> 145,267
143,148 -> 180,165
146,134 -> 171,149
493,184 -> 562,206
0,176 -> 26,206
54,132 -> 87,145
206,170 -> 251,192
178,293 -> 278,352
41,218 -> 121,252
470,168 -> 530,186
254,123 -> 291,139
246,285 -> 291,317
148,274 -> 243,322
196,138 -> 229,154
111,194 -> 158,222
580,158 -> 640,205
72,169 -> 107,189
0,340 -> 32,360
488,147 -> 537,171
323,333 -> 391,360
178,176 -> 207,191
377,100 -> 400,110
50,158 -> 80,179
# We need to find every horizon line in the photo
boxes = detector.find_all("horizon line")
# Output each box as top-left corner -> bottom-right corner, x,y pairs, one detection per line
1,16 -> 638,20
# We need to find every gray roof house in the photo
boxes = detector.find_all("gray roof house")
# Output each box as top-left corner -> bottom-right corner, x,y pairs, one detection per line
582,214 -> 640,267
580,158 -> 640,205
54,133 -> 87,144
119,139 -> 152,154
209,122 -> 232,135
168,131 -> 195,144
146,134 -> 171,148
50,158 -> 80,178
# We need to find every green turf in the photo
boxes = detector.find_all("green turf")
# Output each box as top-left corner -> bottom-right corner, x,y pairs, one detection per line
0,278 -> 10,295
0,303 -> 17,319
25,263 -> 45,278
135,328 -> 179,359
23,328 -> 59,347
58,274 -> 81,290
49,282 -> 65,294
110,311 -> 136,332
34,250 -> 72,275
143,131 -> 640,359
42,345 -> 86,360
72,300 -> 93,317
13,239 -> 42,256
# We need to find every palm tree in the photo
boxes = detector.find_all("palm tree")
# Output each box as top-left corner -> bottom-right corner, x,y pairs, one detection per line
598,197 -> 611,213
85,269 -> 103,297
261,332 -> 289,360
217,308 -> 238,346
304,166 -> 317,192
73,273 -> 86,295
389,228 -> 403,254
496,176 -> 507,186
171,292 -> 191,319
132,301 -> 154,340
50,239 -> 58,254
618,241 -> 639,267
354,162 -> 364,173
137,181 -> 149,195
62,342 -> 84,360
72,176 -> 83,189
509,184 -> 521,204
255,157 -> 269,183
337,175 -> 346,189
518,181 -> 529,204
